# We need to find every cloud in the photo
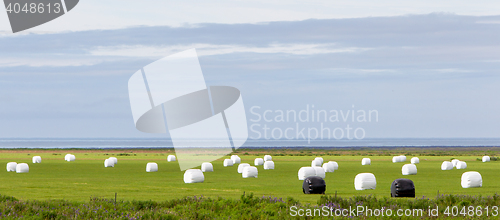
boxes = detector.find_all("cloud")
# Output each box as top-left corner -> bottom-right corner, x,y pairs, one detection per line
1,14 -> 500,138
0,57 -> 104,67
88,43 -> 371,57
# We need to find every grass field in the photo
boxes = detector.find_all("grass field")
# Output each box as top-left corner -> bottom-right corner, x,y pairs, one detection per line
0,149 -> 498,205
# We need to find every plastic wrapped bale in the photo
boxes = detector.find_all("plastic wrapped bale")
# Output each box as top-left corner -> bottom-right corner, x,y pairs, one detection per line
16,163 -> 29,173
238,163 -> 250,173
322,162 -> 335,172
146,162 -> 158,172
411,157 -> 419,164
223,159 -> 234,167
441,161 -> 453,170
264,161 -> 274,170
482,156 -> 490,162
201,162 -> 213,172
302,176 -> 326,194
328,161 -> 339,170
311,159 -> 322,167
184,169 -> 204,183
254,158 -> 264,166
242,166 -> 258,178
313,166 -> 326,178
361,158 -> 371,165
167,155 -> 176,162
104,159 -> 114,167
461,171 -> 482,188
402,164 -> 417,175
231,155 -> 241,164
314,157 -> 324,164
298,167 -> 316,180
451,159 -> 460,167
394,155 -> 406,163
392,156 -> 400,163
354,173 -> 376,190
456,161 -> 467,169
109,157 -> 118,165
6,162 -> 17,172
391,179 -> 415,198
264,155 -> 272,161
65,154 -> 75,162
32,156 -> 41,163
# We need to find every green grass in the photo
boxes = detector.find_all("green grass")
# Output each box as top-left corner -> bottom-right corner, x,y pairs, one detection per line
0,151 -> 499,205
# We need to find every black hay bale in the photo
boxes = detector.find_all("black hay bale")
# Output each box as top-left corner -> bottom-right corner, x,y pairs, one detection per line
303,176 -> 326,194
391,178 -> 415,198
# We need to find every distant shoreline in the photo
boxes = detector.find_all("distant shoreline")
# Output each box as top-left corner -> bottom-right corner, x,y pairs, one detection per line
0,138 -> 499,149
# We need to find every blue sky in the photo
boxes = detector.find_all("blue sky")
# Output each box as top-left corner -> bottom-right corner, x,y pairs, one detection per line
1,2 -> 500,138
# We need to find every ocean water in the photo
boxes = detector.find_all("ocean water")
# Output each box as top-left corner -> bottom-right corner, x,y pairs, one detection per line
0,138 -> 499,149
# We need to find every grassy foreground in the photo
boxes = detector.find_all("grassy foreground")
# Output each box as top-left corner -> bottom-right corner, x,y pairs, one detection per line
0,193 -> 500,219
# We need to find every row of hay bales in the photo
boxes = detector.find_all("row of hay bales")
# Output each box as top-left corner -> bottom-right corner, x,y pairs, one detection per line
183,154 -> 275,183
298,157 -> 339,180
360,156 -> 419,175
300,155 -> 488,192
6,156 -> 43,173
442,159 -> 466,170
357,156 -> 485,189
222,155 -> 275,170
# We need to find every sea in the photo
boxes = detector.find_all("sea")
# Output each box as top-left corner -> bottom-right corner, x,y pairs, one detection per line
0,138 -> 499,149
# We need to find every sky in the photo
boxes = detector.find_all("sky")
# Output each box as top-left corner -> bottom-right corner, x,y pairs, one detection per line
0,1 -> 500,139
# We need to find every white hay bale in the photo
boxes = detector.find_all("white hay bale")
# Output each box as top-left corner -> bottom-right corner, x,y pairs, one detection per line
104,159 -> 114,167
167,155 -> 176,162
393,155 -> 406,163
109,157 -> 118,165
264,161 -> 274,170
16,163 -> 29,173
6,162 -> 17,172
32,156 -> 42,163
441,161 -> 453,170
392,156 -> 399,163
298,167 -> 316,180
201,162 -> 213,172
322,162 -> 335,172
313,166 -> 326,178
311,159 -> 322,167
264,155 -> 272,161
482,156 -> 490,162
242,166 -> 258,178
461,171 -> 482,188
184,169 -> 204,183
65,154 -> 75,162
361,158 -> 371,165
231,155 -> 241,164
146,162 -> 158,172
254,158 -> 264,166
314,157 -> 324,164
238,163 -> 250,173
451,159 -> 460,167
223,159 -> 234,167
402,164 -> 417,175
456,161 -> 467,169
354,173 -> 376,190
411,157 -> 419,164
328,161 -> 339,170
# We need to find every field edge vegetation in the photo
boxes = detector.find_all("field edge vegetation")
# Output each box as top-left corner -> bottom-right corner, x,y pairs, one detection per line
0,193 -> 499,219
